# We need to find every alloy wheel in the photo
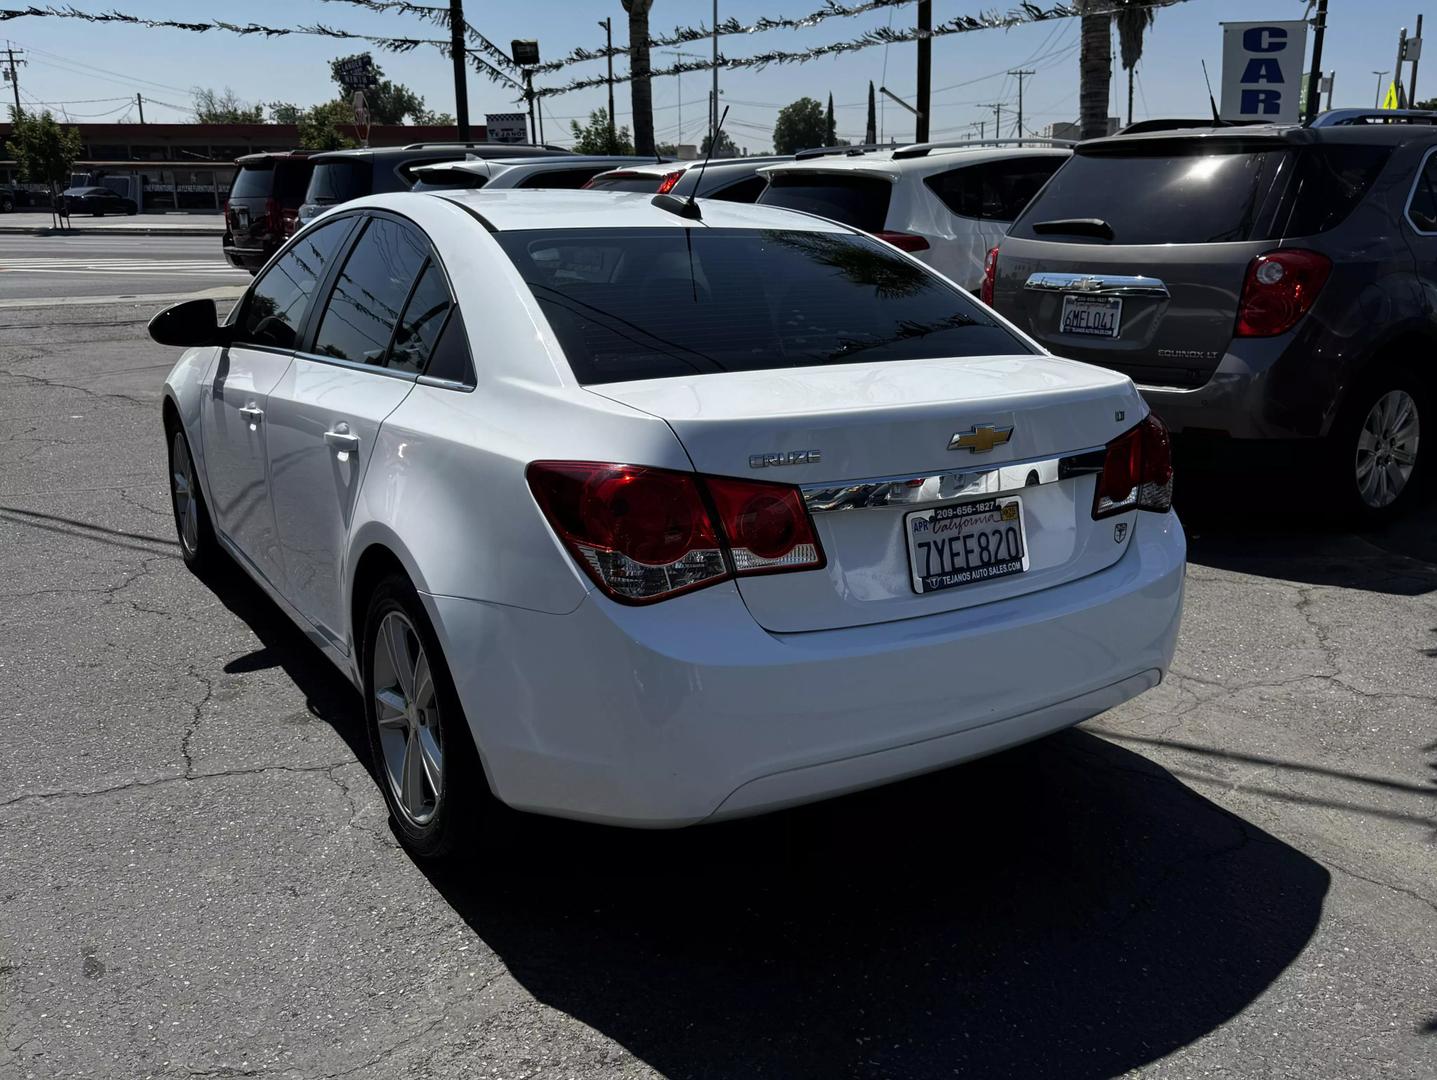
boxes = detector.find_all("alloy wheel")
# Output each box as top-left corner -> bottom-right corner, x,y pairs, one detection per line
170,430 -> 200,556
1354,389 -> 1420,509
372,612 -> 444,825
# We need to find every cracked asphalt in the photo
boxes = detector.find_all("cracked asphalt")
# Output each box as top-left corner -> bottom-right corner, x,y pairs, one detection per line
1,298 -> 1434,1080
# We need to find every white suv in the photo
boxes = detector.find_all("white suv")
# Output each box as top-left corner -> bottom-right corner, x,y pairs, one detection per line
758,142 -> 1070,292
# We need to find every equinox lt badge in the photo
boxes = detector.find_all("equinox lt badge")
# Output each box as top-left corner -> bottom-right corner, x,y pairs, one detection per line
750,449 -> 822,469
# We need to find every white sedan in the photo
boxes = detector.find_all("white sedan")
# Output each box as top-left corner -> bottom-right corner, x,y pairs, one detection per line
152,189 -> 1185,858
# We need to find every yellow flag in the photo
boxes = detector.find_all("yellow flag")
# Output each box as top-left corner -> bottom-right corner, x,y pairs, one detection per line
1382,81 -> 1403,109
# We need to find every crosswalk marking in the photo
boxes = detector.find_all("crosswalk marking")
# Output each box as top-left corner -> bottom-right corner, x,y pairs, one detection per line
1,258 -> 244,276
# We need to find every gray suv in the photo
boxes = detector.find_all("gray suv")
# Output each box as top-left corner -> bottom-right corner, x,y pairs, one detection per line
988,112 -> 1437,518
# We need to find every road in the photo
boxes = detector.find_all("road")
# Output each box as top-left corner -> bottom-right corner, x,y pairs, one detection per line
0,234 -> 245,303
0,292 -> 1433,1079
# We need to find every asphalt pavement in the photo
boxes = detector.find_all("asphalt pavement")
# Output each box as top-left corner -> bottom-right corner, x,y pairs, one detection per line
0,234 -> 246,303
0,289 -> 1433,1079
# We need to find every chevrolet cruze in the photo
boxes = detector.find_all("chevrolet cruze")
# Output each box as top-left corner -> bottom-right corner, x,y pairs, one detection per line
152,189 -> 1185,858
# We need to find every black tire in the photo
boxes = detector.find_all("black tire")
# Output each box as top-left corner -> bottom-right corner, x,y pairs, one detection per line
362,573 -> 488,860
1328,366 -> 1429,523
166,422 -> 219,574
0,196 -> 12,213
126,204 -> 138,216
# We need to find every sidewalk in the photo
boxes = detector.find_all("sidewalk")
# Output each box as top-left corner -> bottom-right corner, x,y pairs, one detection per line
0,211 -> 225,237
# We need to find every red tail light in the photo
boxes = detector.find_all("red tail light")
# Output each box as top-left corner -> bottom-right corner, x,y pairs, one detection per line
655,169 -> 685,195
980,245 -> 1000,306
526,462 -> 824,604
263,197 -> 283,236
281,208 -> 300,237
1092,414 -> 1174,519
1235,249 -> 1331,337
874,230 -> 930,253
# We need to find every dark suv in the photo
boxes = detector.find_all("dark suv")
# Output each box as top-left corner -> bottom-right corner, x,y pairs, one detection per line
297,142 -> 571,225
223,152 -> 315,273
989,112 -> 1437,517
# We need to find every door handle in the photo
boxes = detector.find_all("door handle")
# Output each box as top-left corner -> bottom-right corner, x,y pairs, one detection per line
238,405 -> 263,423
324,427 -> 361,453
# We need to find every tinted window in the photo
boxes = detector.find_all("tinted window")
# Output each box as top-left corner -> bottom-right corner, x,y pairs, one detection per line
272,161 -> 313,204
234,217 -> 350,349
495,227 -> 1027,385
926,157 -> 1064,222
390,261 -> 452,374
759,174 -> 893,232
410,170 -> 488,192
424,307 -> 476,386
230,166 -> 275,199
584,173 -> 664,192
1409,151 -> 1437,232
1279,145 -> 1393,236
517,167 -> 611,189
306,160 -> 369,206
1010,147 -> 1293,244
312,217 -> 428,367
706,175 -> 767,203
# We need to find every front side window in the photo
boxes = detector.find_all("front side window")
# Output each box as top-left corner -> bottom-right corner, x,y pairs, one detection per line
312,217 -> 428,367
495,227 -> 1028,385
926,158 -> 1065,222
233,217 -> 350,349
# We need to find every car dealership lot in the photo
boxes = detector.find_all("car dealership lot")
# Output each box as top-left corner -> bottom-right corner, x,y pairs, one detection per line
0,294 -> 1433,1078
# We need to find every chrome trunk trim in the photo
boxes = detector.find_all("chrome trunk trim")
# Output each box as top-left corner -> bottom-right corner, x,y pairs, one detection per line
1023,272 -> 1170,299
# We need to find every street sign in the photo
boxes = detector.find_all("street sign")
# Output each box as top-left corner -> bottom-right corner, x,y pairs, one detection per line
1220,21 -> 1309,124
1382,81 -> 1404,110
511,39 -> 540,67
336,53 -> 379,91
486,112 -> 528,143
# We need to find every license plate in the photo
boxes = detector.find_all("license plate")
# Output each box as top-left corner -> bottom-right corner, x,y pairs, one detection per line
234,207 -> 250,228
905,496 -> 1029,595
1060,295 -> 1122,338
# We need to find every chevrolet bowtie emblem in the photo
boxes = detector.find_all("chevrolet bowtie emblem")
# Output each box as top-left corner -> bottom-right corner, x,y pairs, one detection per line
948,424 -> 1014,454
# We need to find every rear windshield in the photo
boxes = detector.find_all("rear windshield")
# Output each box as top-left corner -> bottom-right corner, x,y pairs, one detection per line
584,173 -> 665,193
229,165 -> 275,200
272,161 -> 312,204
495,227 -> 1027,385
759,173 -> 894,233
1010,144 -> 1390,244
306,160 -> 369,205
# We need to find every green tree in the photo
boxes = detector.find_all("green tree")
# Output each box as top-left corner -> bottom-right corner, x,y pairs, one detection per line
269,101 -> 304,125
825,93 -> 837,145
1418,97 -> 1437,111
700,129 -> 738,157
570,108 -> 633,154
4,110 -> 83,226
772,97 -> 826,155
297,100 -> 361,151
192,86 -> 265,124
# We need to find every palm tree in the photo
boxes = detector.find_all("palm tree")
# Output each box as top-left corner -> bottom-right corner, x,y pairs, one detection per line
621,0 -> 654,156
1078,1 -> 1113,140
1115,0 -> 1157,127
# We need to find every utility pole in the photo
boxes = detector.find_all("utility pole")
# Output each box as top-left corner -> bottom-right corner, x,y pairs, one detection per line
980,102 -> 1003,141
525,70 -> 537,143
915,0 -> 931,142
599,18 -> 616,151
136,93 -> 145,124
1372,70 -> 1388,107
1303,0 -> 1327,122
1409,13 -> 1424,108
711,0 -> 719,148
1009,69 -> 1034,141
1393,28 -> 1409,108
3,44 -> 24,120
448,0 -> 470,140
663,49 -> 704,146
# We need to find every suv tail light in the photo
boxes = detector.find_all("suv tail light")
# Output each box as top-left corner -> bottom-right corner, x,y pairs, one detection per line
1092,414 -> 1174,519
263,197 -> 283,236
527,462 -> 825,604
875,230 -> 930,253
1235,249 -> 1331,337
655,169 -> 685,195
980,245 -> 1000,305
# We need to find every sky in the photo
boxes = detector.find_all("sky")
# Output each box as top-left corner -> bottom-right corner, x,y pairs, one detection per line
1,1 -> 1428,151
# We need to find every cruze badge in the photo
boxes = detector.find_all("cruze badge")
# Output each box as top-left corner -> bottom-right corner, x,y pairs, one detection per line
948,424 -> 1014,454
750,449 -> 822,469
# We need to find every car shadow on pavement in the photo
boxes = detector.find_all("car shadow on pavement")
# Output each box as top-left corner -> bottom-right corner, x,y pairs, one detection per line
423,732 -> 1329,1080
1177,480 -> 1437,597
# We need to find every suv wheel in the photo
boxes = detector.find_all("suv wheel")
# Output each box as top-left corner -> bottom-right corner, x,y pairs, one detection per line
1332,373 -> 1426,520
0,195 -> 12,213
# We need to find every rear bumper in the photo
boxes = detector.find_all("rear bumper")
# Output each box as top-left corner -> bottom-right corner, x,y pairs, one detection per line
222,243 -> 270,272
426,510 -> 1186,827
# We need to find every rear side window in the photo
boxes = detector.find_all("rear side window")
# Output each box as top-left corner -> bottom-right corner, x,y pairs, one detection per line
306,160 -> 369,205
391,261 -> 453,374
706,175 -> 767,203
495,227 -> 1027,385
926,158 -> 1064,222
229,166 -> 275,199
584,173 -> 664,192
312,217 -> 428,367
1010,148 -> 1293,244
759,174 -> 894,233
1278,145 -> 1393,237
1409,150 -> 1437,232
424,307 -> 476,386
234,217 -> 350,349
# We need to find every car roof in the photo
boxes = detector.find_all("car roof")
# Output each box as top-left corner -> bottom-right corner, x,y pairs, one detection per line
761,145 -> 1070,180
594,155 -> 792,178
1080,117 -> 1437,153
418,188 -> 854,233
309,143 -> 571,163
235,150 -> 312,166
416,155 -> 659,177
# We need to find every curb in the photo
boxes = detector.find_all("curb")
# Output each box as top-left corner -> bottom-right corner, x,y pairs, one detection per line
0,224 -> 225,237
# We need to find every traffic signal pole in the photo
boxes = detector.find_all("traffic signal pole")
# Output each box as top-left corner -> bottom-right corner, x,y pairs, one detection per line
449,0 -> 470,139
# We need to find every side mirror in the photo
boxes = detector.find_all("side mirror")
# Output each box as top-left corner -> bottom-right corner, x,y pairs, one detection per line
148,298 -> 228,347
